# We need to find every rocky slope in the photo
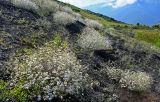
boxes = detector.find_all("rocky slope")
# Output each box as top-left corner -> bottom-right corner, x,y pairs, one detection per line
0,0 -> 160,102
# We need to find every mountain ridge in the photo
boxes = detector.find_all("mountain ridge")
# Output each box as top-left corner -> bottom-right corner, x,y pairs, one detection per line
85,1 -> 160,25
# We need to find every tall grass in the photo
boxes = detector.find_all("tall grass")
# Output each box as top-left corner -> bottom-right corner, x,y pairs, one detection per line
134,29 -> 160,47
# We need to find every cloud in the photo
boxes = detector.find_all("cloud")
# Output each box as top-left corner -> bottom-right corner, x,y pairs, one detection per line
58,0 -> 137,8
112,0 -> 137,8
58,0 -> 112,8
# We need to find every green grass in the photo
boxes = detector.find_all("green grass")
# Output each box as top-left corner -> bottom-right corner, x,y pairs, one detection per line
16,48 -> 34,57
79,10 -> 126,27
50,34 -> 68,48
0,80 -> 28,102
134,29 -> 160,47
53,34 -> 63,46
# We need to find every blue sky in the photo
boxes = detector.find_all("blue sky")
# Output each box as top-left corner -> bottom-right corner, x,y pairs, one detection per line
59,0 -> 160,8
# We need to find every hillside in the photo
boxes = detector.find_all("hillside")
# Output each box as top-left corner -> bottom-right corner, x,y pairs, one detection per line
85,1 -> 160,26
0,0 -> 160,102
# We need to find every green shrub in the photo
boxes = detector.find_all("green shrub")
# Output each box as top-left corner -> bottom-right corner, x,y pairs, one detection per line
153,24 -> 160,29
0,80 -> 28,102
53,34 -> 62,46
0,80 -> 10,101
11,86 -> 28,102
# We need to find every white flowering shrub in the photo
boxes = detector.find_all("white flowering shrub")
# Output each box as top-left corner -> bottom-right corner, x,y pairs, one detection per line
73,12 -> 82,18
120,71 -> 152,91
10,43 -> 88,101
73,12 -> 84,23
10,0 -> 60,16
105,68 -> 123,81
32,0 -> 60,15
102,68 -> 152,91
10,0 -> 38,11
59,6 -> 82,20
60,6 -> 73,14
59,6 -> 83,21
85,18 -> 103,30
53,11 -> 76,25
78,27 -> 112,50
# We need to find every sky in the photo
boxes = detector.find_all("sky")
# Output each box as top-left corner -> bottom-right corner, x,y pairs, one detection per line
58,0 -> 137,8
58,0 -> 160,8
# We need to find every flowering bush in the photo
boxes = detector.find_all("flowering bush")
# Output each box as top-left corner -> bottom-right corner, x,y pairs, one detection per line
105,68 -> 123,81
78,27 -> 112,50
10,0 -> 60,16
10,0 -> 38,11
85,18 -> 103,30
8,42 -> 88,101
102,67 -> 152,91
60,6 -> 73,14
53,11 -> 76,25
59,6 -> 82,21
33,0 -> 60,15
120,71 -> 152,91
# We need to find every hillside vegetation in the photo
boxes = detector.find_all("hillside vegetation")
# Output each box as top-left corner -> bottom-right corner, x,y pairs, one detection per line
62,2 -> 160,48
0,0 -> 160,102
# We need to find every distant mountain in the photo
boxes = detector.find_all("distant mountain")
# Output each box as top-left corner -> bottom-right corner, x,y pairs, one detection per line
85,1 -> 160,25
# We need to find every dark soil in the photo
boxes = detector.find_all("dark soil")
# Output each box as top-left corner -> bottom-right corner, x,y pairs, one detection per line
0,1 -> 160,102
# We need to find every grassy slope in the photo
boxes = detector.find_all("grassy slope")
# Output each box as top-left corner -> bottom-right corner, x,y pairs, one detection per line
62,2 -> 160,48
84,13 -> 160,48
81,11 -> 160,48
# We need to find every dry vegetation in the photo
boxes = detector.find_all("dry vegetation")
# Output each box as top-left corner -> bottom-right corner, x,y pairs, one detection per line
85,18 -> 103,30
53,11 -> 76,25
1,40 -> 89,101
78,27 -> 112,50
0,0 -> 159,102
103,68 -> 152,91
